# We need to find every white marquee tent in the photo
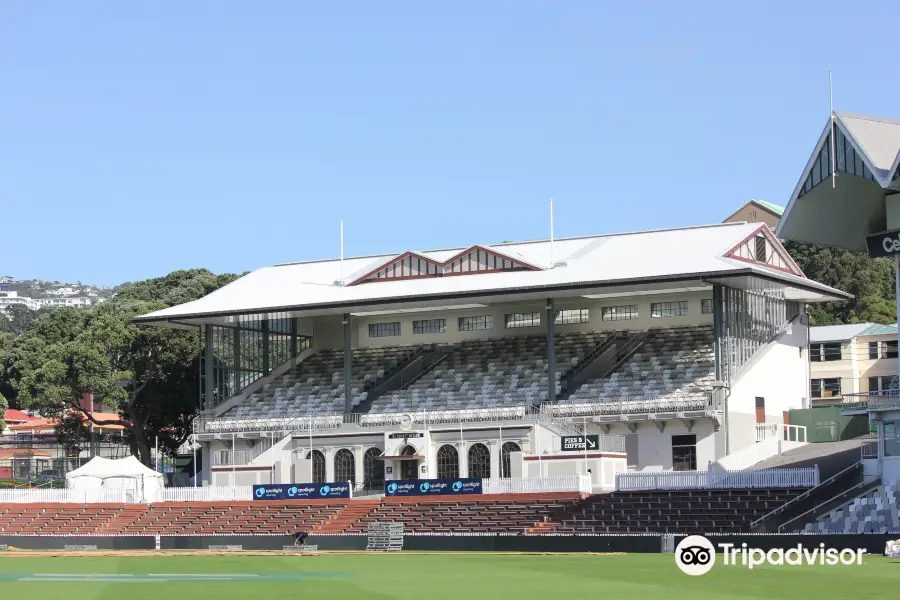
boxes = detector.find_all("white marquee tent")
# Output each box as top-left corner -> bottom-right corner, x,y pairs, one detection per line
65,456 -> 165,503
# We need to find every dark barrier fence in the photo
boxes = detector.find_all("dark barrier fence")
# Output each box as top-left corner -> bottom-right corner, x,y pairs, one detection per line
160,535 -> 368,551
0,534 -> 893,553
0,536 -> 154,550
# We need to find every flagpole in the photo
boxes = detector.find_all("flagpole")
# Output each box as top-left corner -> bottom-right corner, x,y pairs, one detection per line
830,71 -> 836,189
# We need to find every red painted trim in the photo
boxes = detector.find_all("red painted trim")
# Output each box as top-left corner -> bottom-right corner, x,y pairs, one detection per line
523,453 -> 626,461
347,246 -> 542,286
722,224 -> 805,277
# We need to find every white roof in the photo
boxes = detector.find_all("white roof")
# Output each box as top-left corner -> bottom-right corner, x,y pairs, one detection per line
809,323 -> 872,343
65,456 -> 163,480
135,222 -> 850,325
835,111 -> 900,178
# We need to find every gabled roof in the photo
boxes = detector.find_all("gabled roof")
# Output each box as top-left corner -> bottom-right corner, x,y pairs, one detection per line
345,245 -> 543,286
3,409 -> 36,423
810,322 -> 898,343
133,222 -> 851,326
835,112 -> 900,179
754,200 -> 784,216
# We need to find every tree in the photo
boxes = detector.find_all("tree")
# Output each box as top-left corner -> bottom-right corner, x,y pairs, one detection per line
786,242 -> 897,326
0,391 -> 6,433
3,269 -> 237,466
6,304 -> 38,335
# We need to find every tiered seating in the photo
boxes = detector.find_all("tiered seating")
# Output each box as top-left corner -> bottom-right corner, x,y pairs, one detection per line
548,489 -> 801,534
562,326 -> 715,405
0,504 -> 125,535
369,333 -> 608,413
343,495 -> 581,533
119,501 -> 347,535
226,346 -> 419,419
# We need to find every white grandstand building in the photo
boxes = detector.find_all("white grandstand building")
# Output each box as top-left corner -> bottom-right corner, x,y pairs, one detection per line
135,222 -> 848,491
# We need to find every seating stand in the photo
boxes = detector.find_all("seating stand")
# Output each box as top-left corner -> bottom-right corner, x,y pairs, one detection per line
366,522 -> 404,552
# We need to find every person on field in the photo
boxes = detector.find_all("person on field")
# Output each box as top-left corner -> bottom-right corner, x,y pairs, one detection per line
292,530 -> 309,546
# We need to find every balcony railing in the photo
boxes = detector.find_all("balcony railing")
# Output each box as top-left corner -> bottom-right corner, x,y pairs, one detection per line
840,392 -> 900,411
547,393 -> 717,418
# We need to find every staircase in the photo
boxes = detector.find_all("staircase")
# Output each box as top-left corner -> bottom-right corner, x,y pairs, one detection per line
314,498 -> 382,534
96,505 -> 149,534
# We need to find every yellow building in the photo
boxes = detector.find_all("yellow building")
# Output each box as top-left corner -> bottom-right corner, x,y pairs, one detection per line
809,323 -> 898,404
723,199 -> 784,229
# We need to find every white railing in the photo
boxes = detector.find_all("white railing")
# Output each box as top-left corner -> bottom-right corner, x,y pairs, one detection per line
482,475 -> 592,495
160,486 -> 253,502
756,423 -> 807,443
861,439 -> 878,459
547,394 -> 717,419
615,466 -> 819,491
0,488 -> 132,504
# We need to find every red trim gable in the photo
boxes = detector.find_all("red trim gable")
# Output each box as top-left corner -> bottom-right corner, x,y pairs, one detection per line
723,225 -> 805,277
347,245 -> 542,286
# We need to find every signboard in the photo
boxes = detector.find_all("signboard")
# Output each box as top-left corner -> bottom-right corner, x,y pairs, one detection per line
252,482 -> 352,500
384,478 -> 483,497
866,229 -> 900,258
561,435 -> 600,452
388,432 -> 424,439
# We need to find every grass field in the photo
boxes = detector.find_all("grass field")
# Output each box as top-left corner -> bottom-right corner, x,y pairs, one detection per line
0,553 -> 895,600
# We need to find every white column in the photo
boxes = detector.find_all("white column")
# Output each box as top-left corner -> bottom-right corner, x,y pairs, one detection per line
354,445 -> 365,487
324,447 -> 335,482
458,442 -> 468,478
489,440 -> 500,479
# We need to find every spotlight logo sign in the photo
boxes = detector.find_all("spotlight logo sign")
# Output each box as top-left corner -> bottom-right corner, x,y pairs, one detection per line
675,535 -> 867,576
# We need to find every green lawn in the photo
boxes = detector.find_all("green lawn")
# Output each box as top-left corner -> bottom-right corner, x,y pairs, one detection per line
0,554 -> 895,600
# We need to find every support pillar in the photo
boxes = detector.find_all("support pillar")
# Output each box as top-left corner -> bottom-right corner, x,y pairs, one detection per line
203,325 -> 214,410
262,318 -> 270,375
895,256 -> 900,390
343,313 -> 352,413
546,298 -> 556,405
232,327 -> 241,394
290,317 -> 299,358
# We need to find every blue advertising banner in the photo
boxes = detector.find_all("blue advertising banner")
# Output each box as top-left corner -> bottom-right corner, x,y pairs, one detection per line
384,478 -> 483,497
252,483 -> 352,500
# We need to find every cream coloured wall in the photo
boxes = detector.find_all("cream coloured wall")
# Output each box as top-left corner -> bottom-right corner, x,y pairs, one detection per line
335,291 -> 714,350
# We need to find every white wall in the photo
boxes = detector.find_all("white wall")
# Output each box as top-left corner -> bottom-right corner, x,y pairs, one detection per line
598,420 -> 719,471
727,321 -> 808,455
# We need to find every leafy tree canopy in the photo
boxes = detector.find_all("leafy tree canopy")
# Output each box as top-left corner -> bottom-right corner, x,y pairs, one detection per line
786,242 -> 897,326
0,268 -> 237,465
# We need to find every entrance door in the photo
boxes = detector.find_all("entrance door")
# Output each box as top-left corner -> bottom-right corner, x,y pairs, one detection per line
400,444 -> 418,479
401,459 -> 418,480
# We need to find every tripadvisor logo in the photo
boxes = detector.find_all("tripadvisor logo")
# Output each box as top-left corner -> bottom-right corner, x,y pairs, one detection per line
675,535 -> 867,576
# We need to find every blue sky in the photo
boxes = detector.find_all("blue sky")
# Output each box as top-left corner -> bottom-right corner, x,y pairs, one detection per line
2,1 -> 897,286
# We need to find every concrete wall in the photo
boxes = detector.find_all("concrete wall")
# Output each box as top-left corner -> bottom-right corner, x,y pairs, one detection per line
595,420 -> 719,472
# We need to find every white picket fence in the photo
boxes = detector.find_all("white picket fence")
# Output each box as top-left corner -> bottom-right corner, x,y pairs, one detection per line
160,486 -> 253,502
482,475 -> 591,495
0,489 -> 133,504
615,466 -> 819,491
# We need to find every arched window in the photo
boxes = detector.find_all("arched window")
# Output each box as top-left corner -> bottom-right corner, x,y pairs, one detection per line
501,442 -> 521,478
363,447 -> 384,490
400,445 -> 417,456
334,449 -> 355,484
467,443 -> 490,479
306,450 -> 325,484
436,445 -> 459,479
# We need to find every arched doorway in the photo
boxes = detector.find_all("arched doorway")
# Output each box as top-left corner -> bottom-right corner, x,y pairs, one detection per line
363,447 -> 384,490
436,444 -> 459,479
501,442 -> 520,478
400,445 -> 418,480
468,443 -> 491,479
334,449 -> 355,484
306,450 -> 326,483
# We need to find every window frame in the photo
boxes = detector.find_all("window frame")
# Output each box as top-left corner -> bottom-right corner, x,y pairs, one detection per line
555,309 -> 589,325
412,318 -> 446,334
368,322 -> 401,338
601,305 -> 638,322
650,301 -> 688,318
504,312 -> 541,329
458,315 -> 493,331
